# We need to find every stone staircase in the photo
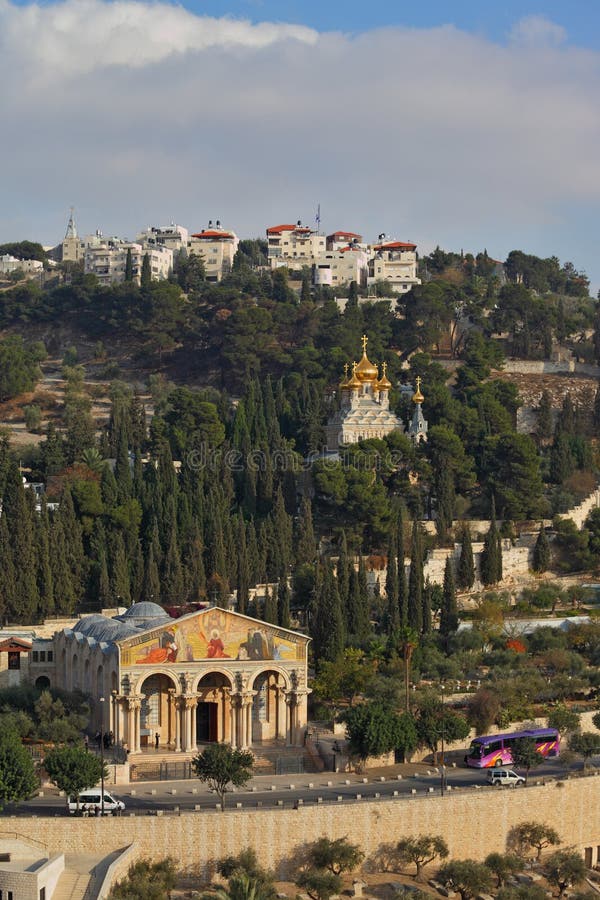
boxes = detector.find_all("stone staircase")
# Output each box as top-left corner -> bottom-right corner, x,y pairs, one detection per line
52,869 -> 92,900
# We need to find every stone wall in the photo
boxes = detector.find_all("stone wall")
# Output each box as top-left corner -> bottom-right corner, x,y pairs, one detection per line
502,360 -> 600,377
96,842 -> 139,900
4,778 -> 600,878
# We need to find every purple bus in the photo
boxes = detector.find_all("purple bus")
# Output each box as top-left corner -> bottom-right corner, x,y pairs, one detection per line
465,728 -> 560,768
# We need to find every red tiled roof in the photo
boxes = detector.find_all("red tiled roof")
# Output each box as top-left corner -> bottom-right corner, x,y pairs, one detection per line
191,230 -> 234,239
340,246 -> 361,252
373,241 -> 417,250
328,231 -> 362,239
267,224 -> 297,234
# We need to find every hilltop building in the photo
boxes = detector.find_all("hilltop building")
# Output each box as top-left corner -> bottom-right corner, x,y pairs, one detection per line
136,224 -> 189,258
326,336 -> 428,450
188,221 -> 239,282
266,222 -> 421,293
84,240 -> 172,285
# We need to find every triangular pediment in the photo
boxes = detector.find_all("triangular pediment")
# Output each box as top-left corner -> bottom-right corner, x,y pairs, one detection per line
118,608 -> 308,668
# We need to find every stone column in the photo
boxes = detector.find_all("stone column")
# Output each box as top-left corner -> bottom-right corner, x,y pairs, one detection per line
127,697 -> 142,754
174,697 -> 181,752
181,697 -> 197,752
191,701 -> 197,751
276,687 -> 286,742
230,695 -> 240,748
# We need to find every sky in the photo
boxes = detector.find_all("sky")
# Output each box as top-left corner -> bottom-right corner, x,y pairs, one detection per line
1,0 -> 600,288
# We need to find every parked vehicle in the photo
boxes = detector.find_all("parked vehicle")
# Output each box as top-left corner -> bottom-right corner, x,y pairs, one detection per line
67,790 -> 125,815
465,728 -> 559,768
487,768 -> 525,787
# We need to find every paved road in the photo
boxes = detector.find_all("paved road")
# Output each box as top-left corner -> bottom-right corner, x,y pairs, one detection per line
5,760 -> 587,818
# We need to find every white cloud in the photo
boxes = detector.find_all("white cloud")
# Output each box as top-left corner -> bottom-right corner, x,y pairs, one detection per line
509,14 -> 567,48
1,1 -> 599,284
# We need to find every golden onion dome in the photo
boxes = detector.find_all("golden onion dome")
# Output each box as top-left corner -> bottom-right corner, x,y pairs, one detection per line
376,361 -> 392,390
354,335 -> 378,382
346,362 -> 362,389
412,375 -> 424,404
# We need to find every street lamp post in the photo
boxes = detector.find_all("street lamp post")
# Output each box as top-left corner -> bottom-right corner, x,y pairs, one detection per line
440,683 -> 446,797
99,696 -> 105,816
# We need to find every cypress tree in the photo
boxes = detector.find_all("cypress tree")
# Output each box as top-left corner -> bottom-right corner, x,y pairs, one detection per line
100,465 -> 118,508
4,465 -> 39,621
142,542 -> 161,602
480,499 -> 502,586
435,465 -> 455,540
385,533 -> 400,633
141,252 -> 151,289
124,247 -> 133,282
236,514 -> 250,614
549,431 -> 574,483
36,498 -> 54,618
277,577 -> 291,629
457,524 -> 475,589
398,540 -> 408,627
40,421 -> 65,476
347,565 -> 370,643
300,271 -> 312,304
422,577 -> 432,634
50,517 -> 76,614
97,545 -> 111,608
130,539 -> 145,604
57,485 -> 85,597
246,519 -> 261,585
532,525 -> 551,573
163,527 -> 184,603
536,390 -> 553,441
271,485 -> 293,577
182,520 -> 206,602
115,429 -> 132,502
0,513 -> 16,622
296,497 -> 317,565
407,520 -> 424,634
130,389 -> 146,449
263,583 -> 278,624
337,532 -> 350,624
110,531 -> 131,606
311,559 -> 345,665
440,555 -> 459,637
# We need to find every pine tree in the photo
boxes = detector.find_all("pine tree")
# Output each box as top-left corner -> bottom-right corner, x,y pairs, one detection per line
277,577 -> 291,629
457,524 -> 475,590
407,520 -> 424,634
532,525 -> 551,574
440,555 -> 459,638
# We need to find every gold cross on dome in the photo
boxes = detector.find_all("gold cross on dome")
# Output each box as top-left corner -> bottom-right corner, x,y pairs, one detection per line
416,375 -> 422,390
352,360 -> 358,373
361,334 -> 368,352
382,361 -> 387,375
343,363 -> 349,377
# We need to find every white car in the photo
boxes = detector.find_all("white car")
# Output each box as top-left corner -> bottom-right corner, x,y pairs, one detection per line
487,769 -> 525,787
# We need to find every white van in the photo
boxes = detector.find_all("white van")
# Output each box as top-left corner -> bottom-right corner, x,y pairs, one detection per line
486,769 -> 525,787
68,790 -> 125,815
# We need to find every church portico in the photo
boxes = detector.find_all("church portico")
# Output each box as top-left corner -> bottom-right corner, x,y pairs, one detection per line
54,604 -> 309,758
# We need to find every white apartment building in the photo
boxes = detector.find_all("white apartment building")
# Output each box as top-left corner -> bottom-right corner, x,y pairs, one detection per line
188,221 -> 239,282
137,224 -> 189,258
0,254 -> 43,277
84,241 -> 173,286
314,247 -> 369,288
367,237 -> 421,293
266,223 -> 326,270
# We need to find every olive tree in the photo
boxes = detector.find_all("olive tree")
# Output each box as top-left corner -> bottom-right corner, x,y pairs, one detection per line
395,834 -> 449,880
192,743 -> 254,811
509,821 -> 560,860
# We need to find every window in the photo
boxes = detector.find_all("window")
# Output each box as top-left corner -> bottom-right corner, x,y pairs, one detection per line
8,652 -> 20,670
32,651 -> 39,662
48,651 -> 53,662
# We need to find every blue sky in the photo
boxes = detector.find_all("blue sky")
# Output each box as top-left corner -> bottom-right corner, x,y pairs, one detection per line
183,0 -> 600,49
1,0 -> 600,289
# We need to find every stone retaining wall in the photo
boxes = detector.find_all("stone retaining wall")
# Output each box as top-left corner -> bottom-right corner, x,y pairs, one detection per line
6,778 -> 600,878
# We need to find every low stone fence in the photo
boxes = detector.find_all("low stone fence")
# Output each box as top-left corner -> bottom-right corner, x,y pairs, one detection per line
96,842 -> 140,900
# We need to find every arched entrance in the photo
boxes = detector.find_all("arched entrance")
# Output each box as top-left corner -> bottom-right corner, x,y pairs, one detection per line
196,673 -> 232,745
252,670 -> 287,743
35,675 -> 50,691
140,672 -> 178,750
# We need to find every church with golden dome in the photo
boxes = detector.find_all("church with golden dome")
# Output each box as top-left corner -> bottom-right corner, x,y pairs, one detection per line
325,336 -> 428,451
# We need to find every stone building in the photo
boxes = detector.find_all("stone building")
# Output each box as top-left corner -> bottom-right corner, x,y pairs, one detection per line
325,336 -> 406,450
52,602 -> 310,755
